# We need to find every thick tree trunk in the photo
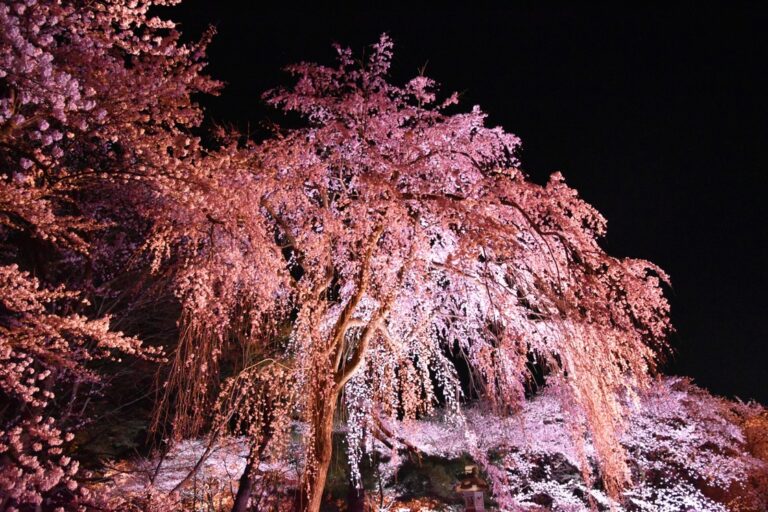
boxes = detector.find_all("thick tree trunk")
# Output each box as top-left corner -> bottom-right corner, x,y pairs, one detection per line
300,228 -> 387,511
301,394 -> 338,512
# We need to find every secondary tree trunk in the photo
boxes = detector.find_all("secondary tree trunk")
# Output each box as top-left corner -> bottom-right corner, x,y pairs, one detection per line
301,391 -> 338,512
231,456 -> 256,512
230,389 -> 277,512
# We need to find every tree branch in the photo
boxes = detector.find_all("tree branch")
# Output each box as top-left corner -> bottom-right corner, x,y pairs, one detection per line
328,221 -> 385,364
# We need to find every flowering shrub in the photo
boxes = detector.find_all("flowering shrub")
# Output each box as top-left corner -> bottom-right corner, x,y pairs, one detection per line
380,378 -> 767,511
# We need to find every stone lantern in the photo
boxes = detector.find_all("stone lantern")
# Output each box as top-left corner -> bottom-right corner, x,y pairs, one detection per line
454,465 -> 488,512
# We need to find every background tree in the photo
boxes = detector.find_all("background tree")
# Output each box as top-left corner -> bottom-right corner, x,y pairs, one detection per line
0,0 -> 218,508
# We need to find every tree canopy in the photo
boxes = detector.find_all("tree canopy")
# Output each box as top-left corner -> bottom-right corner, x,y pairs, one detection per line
152,35 -> 672,510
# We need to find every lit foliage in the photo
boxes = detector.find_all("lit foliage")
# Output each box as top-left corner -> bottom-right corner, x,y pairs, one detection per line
0,265 -> 147,507
0,0 -> 215,508
98,435 -> 298,512
622,379 -> 767,511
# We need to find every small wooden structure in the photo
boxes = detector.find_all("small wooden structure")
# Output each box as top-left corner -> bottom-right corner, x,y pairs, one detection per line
454,465 -> 489,512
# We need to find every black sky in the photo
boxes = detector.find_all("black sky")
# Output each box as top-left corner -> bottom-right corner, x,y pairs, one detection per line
168,3 -> 768,403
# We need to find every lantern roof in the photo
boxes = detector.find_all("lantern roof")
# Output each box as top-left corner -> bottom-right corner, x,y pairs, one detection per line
455,465 -> 489,493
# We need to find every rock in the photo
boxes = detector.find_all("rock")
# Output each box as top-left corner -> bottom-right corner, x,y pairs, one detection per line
394,453 -> 475,505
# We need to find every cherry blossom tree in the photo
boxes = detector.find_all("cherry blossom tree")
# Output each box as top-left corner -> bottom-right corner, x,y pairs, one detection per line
150,36 -> 672,511
0,0 -> 218,508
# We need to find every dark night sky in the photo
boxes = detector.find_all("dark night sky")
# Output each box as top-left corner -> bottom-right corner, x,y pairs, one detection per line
168,3 -> 767,403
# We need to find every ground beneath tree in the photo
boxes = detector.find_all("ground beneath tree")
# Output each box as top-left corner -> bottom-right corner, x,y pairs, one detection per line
88,378 -> 768,511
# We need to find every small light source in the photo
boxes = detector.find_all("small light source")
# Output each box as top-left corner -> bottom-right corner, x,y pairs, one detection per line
454,465 -> 488,512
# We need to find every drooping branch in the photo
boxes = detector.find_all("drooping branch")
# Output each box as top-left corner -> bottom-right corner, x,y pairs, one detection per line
260,196 -> 307,273
335,248 -> 414,389
329,221 -> 386,362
